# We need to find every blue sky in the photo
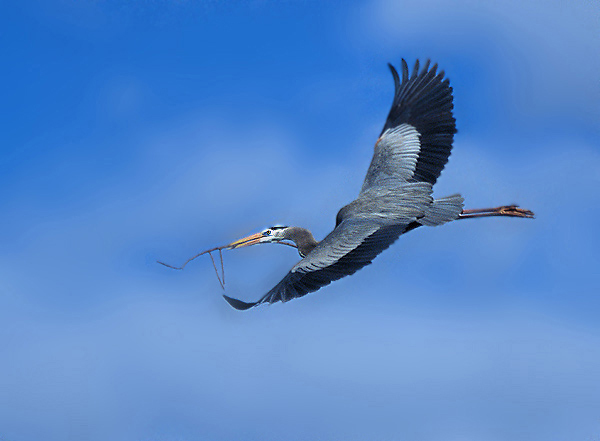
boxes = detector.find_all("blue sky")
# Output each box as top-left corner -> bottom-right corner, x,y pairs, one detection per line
1,1 -> 599,440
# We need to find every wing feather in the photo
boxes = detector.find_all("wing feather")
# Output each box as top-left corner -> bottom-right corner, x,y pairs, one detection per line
222,59 -> 456,311
223,221 -> 410,310
363,59 -> 456,188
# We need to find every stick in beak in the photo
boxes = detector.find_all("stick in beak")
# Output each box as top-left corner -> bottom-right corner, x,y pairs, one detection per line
157,230 -> 298,290
157,245 -> 228,290
226,232 -> 268,249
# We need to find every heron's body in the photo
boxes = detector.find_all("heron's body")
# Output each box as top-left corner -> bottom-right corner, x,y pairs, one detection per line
218,59 -> 533,310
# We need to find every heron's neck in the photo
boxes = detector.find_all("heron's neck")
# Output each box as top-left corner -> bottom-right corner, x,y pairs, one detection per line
285,227 -> 319,257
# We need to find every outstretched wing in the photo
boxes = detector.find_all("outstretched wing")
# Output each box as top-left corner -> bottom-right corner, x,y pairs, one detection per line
223,219 -> 413,310
223,59 -> 455,310
361,59 -> 455,191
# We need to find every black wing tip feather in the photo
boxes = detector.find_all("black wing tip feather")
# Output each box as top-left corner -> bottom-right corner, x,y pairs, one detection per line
387,58 -> 445,92
401,59 -> 409,81
383,57 -> 456,139
381,57 -> 456,185
388,63 -> 400,90
390,59 -> 431,94
222,294 -> 259,311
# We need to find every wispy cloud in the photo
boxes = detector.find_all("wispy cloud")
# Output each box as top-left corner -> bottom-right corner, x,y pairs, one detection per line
2,1 -> 599,439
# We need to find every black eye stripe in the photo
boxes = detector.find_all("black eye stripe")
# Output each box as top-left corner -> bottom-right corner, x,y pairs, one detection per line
263,226 -> 288,236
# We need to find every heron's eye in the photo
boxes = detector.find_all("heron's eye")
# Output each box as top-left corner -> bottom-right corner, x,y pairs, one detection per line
263,229 -> 272,236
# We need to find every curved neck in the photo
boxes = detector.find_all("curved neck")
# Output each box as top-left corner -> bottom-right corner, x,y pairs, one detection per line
284,227 -> 319,257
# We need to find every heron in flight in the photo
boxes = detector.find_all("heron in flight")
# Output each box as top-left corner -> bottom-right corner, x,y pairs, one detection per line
182,60 -> 533,310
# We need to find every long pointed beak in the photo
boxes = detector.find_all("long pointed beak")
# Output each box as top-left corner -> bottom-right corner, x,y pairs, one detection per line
226,232 -> 267,249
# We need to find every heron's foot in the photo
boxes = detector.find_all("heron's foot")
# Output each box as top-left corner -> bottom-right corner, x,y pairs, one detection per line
495,205 -> 535,218
459,205 -> 535,219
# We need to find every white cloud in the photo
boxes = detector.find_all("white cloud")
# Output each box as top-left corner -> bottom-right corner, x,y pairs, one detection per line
359,0 -> 600,125
1,294 -> 599,441
2,47 -> 599,440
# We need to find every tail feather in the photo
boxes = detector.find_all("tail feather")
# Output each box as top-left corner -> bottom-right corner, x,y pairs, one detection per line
419,194 -> 464,226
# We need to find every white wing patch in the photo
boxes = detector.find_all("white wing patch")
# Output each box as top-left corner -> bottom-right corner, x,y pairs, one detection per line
361,123 -> 421,193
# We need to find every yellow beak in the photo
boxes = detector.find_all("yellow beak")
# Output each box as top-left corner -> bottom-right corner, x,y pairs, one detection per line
226,232 -> 267,249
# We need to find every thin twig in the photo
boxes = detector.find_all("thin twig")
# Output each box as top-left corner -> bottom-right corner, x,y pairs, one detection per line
156,246 -> 224,270
269,241 -> 297,249
219,248 -> 225,286
208,251 -> 225,290
157,239 -> 298,289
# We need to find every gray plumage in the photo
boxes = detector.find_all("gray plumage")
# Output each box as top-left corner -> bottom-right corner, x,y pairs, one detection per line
154,59 -> 533,309
223,59 -> 463,310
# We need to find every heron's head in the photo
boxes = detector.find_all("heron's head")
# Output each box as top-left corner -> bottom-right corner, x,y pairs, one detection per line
227,226 -> 290,249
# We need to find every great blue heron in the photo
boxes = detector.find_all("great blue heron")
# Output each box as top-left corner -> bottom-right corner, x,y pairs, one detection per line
167,59 -> 534,310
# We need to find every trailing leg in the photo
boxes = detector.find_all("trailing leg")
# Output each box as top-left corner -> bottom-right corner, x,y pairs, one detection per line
458,205 -> 534,219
